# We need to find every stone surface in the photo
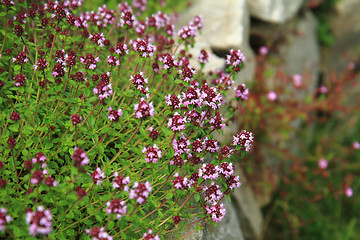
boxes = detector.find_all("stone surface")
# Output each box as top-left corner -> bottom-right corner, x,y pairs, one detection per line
231,166 -> 264,240
202,198 -> 245,240
178,0 -> 249,49
246,0 -> 304,23
164,215 -> 204,240
187,40 -> 226,73
279,10 -> 320,97
250,10 -> 320,100
321,0 -> 360,73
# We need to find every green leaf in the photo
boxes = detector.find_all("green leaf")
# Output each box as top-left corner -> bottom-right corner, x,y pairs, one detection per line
165,192 -> 173,199
194,193 -> 200,202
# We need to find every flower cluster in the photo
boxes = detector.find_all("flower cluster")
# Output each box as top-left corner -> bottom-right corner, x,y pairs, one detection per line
105,198 -> 127,219
129,181 -> 152,204
25,206 -> 52,236
0,208 -> 12,232
0,0 -> 254,238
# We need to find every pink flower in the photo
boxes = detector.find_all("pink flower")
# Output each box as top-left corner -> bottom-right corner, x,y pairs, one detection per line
165,94 -> 182,109
130,71 -> 148,90
267,91 -> 277,101
107,107 -> 123,122
292,74 -> 303,87
171,173 -> 189,190
203,182 -> 223,205
130,38 -> 156,57
26,206 -> 52,236
0,208 -> 12,232
85,226 -> 113,240
13,73 -> 27,86
199,163 -> 220,180
259,46 -> 268,56
318,158 -> 328,170
205,203 -> 226,223
142,144 -> 162,163
9,111 -> 21,121
89,32 -> 106,47
172,133 -> 191,156
71,147 -> 90,167
345,186 -> 353,197
235,84 -> 249,101
112,172 -> 130,191
106,198 -> 127,219
70,114 -> 82,125
159,53 -> 177,70
352,141 -> 360,150
91,167 -> 106,185
191,139 -> 204,153
204,138 -> 219,152
167,112 -> 186,132
30,170 -> 46,185
198,49 -> 211,64
226,49 -> 245,72
129,181 -> 152,204
200,84 -> 222,110
134,98 -> 155,119
226,175 -> 242,190
232,130 -> 254,152
142,229 -> 160,240
32,152 -> 47,168
218,162 -> 235,177
319,85 -> 328,94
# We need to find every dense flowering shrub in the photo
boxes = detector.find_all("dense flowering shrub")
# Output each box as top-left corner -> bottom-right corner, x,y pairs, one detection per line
0,0 -> 252,239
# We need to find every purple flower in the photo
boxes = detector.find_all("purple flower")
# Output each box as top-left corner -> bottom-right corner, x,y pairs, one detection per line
129,181 -> 152,204
26,206 -> 52,236
198,49 -> 210,64
172,133 -> 191,156
107,107 -> 123,122
199,163 -> 219,180
226,49 -> 245,73
318,158 -> 328,170
167,112 -> 186,132
235,84 -> 249,101
203,182 -> 223,205
233,130 -> 254,152
85,226 -> 113,240
13,73 -> 27,87
106,198 -> 127,219
130,71 -> 148,90
205,203 -> 226,223
142,144 -> 162,163
0,208 -> 12,232
70,114 -> 82,125
171,173 -> 189,190
142,229 -> 160,240
91,167 -> 106,185
130,38 -> 156,57
112,172 -> 130,191
71,148 -> 90,167
9,111 -> 21,121
134,98 -> 154,119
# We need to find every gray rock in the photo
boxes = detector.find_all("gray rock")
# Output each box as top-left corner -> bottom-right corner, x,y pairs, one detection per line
178,0 -> 250,49
231,166 -> 264,240
321,0 -> 360,73
279,10 -> 320,99
202,198 -> 245,240
246,0 -> 304,23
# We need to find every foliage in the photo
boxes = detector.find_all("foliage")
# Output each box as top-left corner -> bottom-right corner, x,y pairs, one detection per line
0,0 -> 251,239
